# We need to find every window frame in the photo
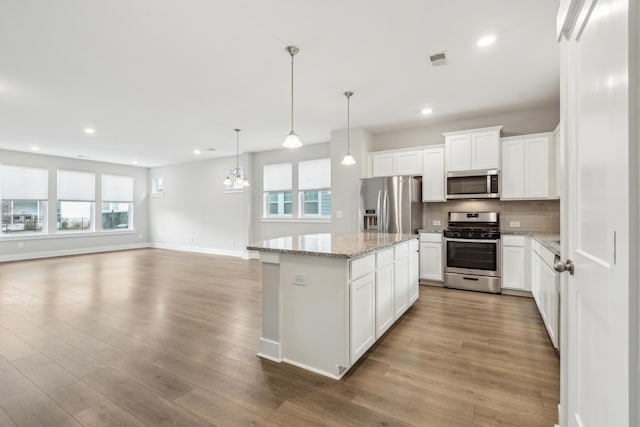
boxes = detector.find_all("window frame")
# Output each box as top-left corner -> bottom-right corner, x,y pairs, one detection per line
299,189 -> 332,218
101,174 -> 135,232
1,165 -> 50,237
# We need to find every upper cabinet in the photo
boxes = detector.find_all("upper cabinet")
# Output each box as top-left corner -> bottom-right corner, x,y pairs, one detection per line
370,148 -> 423,177
443,126 -> 503,172
501,132 -> 558,200
422,145 -> 445,202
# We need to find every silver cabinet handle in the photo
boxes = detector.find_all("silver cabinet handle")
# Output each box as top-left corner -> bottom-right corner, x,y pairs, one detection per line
554,259 -> 575,275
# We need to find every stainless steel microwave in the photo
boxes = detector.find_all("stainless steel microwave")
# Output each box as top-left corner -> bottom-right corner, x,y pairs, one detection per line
446,169 -> 500,199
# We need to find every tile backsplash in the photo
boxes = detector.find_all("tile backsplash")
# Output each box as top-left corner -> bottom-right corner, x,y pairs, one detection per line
422,199 -> 560,233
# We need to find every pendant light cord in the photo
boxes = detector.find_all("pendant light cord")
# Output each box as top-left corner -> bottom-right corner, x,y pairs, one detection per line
235,129 -> 241,172
347,95 -> 350,152
290,53 -> 295,132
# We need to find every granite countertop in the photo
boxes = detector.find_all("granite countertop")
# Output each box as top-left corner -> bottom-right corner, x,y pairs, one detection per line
502,231 -> 560,256
247,232 -> 418,259
418,228 -> 443,234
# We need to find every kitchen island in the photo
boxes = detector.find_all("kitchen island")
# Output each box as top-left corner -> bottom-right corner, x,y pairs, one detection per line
247,232 -> 419,379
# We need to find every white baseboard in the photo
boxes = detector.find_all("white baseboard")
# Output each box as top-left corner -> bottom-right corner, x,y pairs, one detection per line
257,338 -> 281,362
150,242 -> 247,259
281,358 -> 343,380
0,243 -> 150,263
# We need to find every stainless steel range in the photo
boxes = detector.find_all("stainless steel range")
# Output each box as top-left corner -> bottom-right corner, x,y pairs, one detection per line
443,212 -> 501,293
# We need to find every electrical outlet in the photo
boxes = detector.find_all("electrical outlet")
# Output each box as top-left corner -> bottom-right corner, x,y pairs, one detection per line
433,220 -> 441,226
293,273 -> 306,286
17,242 -> 24,249
510,221 -> 521,228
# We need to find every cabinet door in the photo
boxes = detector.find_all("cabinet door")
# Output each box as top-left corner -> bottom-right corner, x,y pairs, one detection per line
395,151 -> 423,175
375,264 -> 395,338
531,251 -> 542,311
372,154 -> 394,177
471,131 -> 500,170
445,134 -> 472,171
524,137 -> 550,198
350,273 -> 376,364
408,240 -> 419,304
422,146 -> 445,201
502,245 -> 526,290
501,139 -> 525,199
394,257 -> 409,318
419,242 -> 443,281
542,264 -> 560,349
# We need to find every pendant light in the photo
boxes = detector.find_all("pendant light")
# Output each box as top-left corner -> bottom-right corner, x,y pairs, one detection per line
341,91 -> 356,165
283,45 -> 302,148
223,129 -> 250,187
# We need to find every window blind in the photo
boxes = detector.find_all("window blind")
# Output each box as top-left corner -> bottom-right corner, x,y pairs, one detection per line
102,174 -> 134,202
263,163 -> 292,192
298,158 -> 331,190
57,170 -> 95,201
1,165 -> 48,200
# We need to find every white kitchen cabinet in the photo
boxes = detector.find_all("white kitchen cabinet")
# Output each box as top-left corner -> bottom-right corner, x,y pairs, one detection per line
350,272 -> 376,364
444,126 -> 502,172
374,248 -> 395,339
370,149 -> 423,177
408,239 -> 419,304
530,238 -> 559,349
501,133 -> 557,200
501,235 -> 528,291
422,145 -> 445,202
393,243 -> 410,318
419,233 -> 443,281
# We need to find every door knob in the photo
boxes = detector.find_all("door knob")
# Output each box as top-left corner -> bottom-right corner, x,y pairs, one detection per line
554,258 -> 575,275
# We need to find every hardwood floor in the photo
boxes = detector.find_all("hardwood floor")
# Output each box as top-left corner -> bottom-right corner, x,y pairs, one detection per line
0,249 -> 559,426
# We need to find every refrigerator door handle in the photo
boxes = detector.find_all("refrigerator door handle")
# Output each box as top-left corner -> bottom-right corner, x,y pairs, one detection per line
383,190 -> 389,232
376,190 -> 382,230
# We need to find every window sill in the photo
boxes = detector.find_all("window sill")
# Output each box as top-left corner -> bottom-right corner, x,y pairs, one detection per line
0,230 -> 138,241
260,217 -> 330,224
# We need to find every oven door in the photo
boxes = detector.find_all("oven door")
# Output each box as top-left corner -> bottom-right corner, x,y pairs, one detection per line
445,238 -> 501,277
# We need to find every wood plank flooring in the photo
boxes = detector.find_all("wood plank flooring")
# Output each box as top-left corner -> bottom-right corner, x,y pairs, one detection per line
0,249 -> 559,426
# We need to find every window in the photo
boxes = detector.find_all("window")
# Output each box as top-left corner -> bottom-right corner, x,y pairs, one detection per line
298,158 -> 331,217
57,170 -> 95,232
263,163 -> 292,217
102,174 -> 134,230
152,176 -> 164,196
1,165 -> 48,235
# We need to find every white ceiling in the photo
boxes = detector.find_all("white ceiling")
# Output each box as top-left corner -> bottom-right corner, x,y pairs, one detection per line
0,0 -> 560,167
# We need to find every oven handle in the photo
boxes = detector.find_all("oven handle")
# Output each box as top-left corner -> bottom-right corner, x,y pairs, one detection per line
445,238 -> 501,244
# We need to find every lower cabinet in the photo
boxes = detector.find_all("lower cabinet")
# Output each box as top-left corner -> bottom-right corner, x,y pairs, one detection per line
394,256 -> 409,318
350,273 -> 376,364
408,239 -> 419,304
419,233 -> 443,281
375,263 -> 395,338
501,235 -> 528,291
530,239 -> 560,349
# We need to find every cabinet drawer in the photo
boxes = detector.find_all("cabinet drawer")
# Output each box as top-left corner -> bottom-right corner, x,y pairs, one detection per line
503,235 -> 525,247
395,242 -> 409,259
376,248 -> 394,268
420,233 -> 442,243
351,254 -> 375,281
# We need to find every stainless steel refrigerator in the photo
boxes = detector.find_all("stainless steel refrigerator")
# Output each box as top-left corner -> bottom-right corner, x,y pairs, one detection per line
359,176 -> 422,234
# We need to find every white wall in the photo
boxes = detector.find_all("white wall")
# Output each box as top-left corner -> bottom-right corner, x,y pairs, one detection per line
148,155 -> 253,257
252,143 -> 331,241
0,149 -> 149,261
370,104 -> 560,151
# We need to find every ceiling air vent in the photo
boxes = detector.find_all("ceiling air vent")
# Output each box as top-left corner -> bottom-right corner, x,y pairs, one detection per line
429,52 -> 447,66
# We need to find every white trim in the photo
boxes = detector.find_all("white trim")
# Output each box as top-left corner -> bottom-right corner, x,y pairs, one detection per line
0,243 -> 149,263
0,230 -> 137,242
260,217 -> 330,224
500,131 -> 556,142
257,338 -> 281,362
150,242 -> 246,259
281,358 -> 343,380
442,125 -> 504,137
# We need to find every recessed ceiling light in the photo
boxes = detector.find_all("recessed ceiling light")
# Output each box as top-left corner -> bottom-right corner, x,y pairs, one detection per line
84,128 -> 96,135
30,146 -> 39,151
421,108 -> 433,115
132,160 -> 138,165
477,35 -> 496,47
193,149 -> 201,155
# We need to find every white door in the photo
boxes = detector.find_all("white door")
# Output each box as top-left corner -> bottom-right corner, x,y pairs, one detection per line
394,256 -> 409,318
372,153 -> 394,177
375,264 -> 394,338
350,273 -> 376,364
408,239 -> 420,304
559,0 -> 632,424
395,151 -> 423,175
422,146 -> 445,202
471,131 -> 499,170
501,139 -> 525,199
524,137 -> 550,198
445,134 -> 472,171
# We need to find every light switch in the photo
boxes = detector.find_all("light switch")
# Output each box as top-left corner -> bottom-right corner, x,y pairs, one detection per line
336,210 -> 344,218
293,273 -> 306,286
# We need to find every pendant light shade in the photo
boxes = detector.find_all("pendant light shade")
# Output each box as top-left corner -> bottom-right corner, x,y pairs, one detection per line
341,91 -> 356,166
223,129 -> 250,188
283,46 -> 302,148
